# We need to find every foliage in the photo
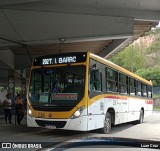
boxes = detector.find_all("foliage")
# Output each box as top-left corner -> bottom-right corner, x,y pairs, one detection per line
153,106 -> 160,111
145,27 -> 160,36
110,45 -> 145,73
135,68 -> 160,86
109,27 -> 160,86
15,87 -> 21,93
153,94 -> 160,99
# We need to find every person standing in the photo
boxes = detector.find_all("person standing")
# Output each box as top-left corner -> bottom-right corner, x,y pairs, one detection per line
15,94 -> 24,125
3,94 -> 12,124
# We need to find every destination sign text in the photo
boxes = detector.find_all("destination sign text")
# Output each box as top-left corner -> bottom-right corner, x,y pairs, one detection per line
42,56 -> 76,65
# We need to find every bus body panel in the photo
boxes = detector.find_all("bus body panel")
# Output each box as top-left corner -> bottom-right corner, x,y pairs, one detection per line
66,115 -> 88,131
27,115 -> 40,127
104,95 -> 128,124
87,94 -> 153,128
87,97 -> 105,130
128,98 -> 145,122
87,114 -> 105,131
145,100 -> 153,118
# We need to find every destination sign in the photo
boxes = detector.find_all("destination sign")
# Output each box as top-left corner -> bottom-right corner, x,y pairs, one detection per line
33,52 -> 87,66
42,56 -> 76,65
52,93 -> 78,100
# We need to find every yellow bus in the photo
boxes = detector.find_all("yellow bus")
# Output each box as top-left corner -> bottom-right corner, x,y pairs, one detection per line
27,52 -> 153,133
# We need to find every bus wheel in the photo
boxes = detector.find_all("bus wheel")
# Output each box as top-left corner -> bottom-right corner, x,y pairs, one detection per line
101,112 -> 111,134
135,110 -> 144,124
138,110 -> 144,124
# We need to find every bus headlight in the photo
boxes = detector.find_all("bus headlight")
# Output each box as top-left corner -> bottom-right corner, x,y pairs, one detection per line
70,106 -> 84,119
28,108 -> 32,117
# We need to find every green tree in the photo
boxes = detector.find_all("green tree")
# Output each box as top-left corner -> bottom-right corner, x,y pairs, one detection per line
109,27 -> 160,87
110,44 -> 145,73
135,68 -> 160,86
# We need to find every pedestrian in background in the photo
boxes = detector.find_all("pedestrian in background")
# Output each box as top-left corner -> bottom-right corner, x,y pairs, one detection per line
15,94 -> 24,125
3,94 -> 12,124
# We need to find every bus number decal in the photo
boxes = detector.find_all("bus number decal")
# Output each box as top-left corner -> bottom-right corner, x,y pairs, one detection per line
100,102 -> 104,111
37,112 -> 45,118
113,100 -> 116,105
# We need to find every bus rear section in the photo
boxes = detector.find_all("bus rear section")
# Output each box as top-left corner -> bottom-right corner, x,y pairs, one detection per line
86,53 -> 153,133
86,94 -> 153,133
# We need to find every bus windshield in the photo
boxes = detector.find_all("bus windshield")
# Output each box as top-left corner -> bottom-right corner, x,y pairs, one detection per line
29,65 -> 85,111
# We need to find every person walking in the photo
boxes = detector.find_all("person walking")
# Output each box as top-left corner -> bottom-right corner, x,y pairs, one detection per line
15,94 -> 24,125
3,94 -> 12,124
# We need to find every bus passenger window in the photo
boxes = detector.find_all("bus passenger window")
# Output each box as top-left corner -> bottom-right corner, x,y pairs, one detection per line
130,78 -> 136,96
137,81 -> 142,96
142,84 -> 147,97
89,72 -> 95,92
119,73 -> 127,94
107,81 -> 118,92
89,69 -> 102,92
106,68 -> 118,93
148,86 -> 152,98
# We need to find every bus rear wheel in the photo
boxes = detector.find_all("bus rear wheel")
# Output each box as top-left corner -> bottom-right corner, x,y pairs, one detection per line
134,109 -> 144,124
101,112 -> 111,134
138,110 -> 144,124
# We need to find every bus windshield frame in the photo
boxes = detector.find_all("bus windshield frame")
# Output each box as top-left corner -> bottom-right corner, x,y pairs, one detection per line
29,64 -> 86,111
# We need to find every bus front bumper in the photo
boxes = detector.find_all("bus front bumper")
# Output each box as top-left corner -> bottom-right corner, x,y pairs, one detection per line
27,115 -> 88,131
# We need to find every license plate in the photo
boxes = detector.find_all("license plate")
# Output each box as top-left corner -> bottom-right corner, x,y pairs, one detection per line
45,124 -> 56,129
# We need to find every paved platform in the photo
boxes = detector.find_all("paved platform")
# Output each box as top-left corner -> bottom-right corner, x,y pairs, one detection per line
0,114 -> 26,126
0,111 -> 160,150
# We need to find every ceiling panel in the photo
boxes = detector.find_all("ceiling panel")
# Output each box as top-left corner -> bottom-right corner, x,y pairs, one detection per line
12,40 -> 112,55
1,0 -> 160,11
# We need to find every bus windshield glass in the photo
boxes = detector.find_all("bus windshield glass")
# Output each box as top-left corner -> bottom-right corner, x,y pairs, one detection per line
29,65 -> 85,109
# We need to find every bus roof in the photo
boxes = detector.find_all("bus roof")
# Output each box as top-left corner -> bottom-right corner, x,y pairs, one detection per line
90,53 -> 152,86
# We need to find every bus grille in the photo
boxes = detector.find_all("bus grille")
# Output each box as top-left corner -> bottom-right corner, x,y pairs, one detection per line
35,120 -> 66,128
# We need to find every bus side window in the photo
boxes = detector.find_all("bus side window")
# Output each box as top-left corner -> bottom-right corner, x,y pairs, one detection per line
148,85 -> 152,98
119,73 -> 128,95
130,78 -> 136,96
106,68 -> 118,93
89,71 -> 95,92
90,69 -> 102,92
137,81 -> 142,96
142,84 -> 147,97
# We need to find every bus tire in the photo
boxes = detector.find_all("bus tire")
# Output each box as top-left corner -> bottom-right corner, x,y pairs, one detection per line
101,112 -> 111,134
138,110 -> 144,124
135,110 -> 144,124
